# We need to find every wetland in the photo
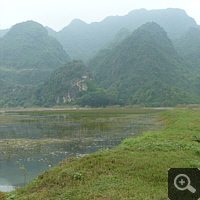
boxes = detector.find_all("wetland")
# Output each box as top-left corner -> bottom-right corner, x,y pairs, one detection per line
0,108 -> 164,192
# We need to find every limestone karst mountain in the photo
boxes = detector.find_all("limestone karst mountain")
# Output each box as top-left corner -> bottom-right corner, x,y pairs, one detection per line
0,20 -> 70,85
47,8 -> 198,61
88,22 -> 198,106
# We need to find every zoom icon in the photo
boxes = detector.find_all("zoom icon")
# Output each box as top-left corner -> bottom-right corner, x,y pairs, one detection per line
174,174 -> 196,193
168,168 -> 200,200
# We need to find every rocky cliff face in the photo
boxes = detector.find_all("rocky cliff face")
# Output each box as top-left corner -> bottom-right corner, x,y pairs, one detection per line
62,75 -> 88,103
32,60 -> 91,106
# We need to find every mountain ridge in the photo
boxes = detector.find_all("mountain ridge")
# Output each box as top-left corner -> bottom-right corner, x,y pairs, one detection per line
47,8 -> 198,61
0,11 -> 200,108
174,27 -> 200,73
0,20 -> 70,85
88,22 -> 198,106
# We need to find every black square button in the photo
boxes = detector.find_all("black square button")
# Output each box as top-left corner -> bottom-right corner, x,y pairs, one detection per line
168,168 -> 200,200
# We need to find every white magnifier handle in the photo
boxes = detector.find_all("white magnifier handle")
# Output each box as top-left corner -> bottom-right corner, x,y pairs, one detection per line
187,185 -> 196,193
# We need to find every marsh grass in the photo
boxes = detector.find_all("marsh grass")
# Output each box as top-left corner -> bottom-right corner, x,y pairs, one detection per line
5,109 -> 200,199
6,108 -> 161,117
0,109 -> 162,161
16,161 -> 26,187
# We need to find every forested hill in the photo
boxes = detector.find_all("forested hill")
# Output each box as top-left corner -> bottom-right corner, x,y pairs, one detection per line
0,21 -> 70,85
31,60 -> 118,108
47,8 -> 198,61
174,27 -> 200,73
32,60 -> 91,107
88,22 -> 199,107
0,29 -> 9,38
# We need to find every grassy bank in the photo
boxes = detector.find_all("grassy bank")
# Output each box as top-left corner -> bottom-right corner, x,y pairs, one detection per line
5,109 -> 200,199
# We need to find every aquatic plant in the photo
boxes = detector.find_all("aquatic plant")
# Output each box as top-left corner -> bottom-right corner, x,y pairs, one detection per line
16,161 -> 26,187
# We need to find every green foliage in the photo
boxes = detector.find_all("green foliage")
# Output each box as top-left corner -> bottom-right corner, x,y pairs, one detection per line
84,79 -> 97,92
16,161 -> 26,187
132,79 -> 199,107
174,27 -> 200,73
77,88 -> 109,108
0,191 -> 6,200
31,60 -> 91,107
0,79 -> 34,108
88,22 -> 199,106
73,173 -> 84,180
107,28 -> 131,48
0,20 -> 70,86
30,61 -> 119,108
76,79 -> 121,107
0,28 -> 9,38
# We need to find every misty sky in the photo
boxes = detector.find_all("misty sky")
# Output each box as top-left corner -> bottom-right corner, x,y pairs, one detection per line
0,0 -> 200,31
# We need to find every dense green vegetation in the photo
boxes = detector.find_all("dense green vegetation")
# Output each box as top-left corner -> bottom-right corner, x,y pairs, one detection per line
174,27 -> 200,73
131,79 -> 197,107
47,8 -> 198,60
0,29 -> 9,38
0,21 -> 71,108
0,59 -> 120,108
0,80 -> 34,108
31,60 -> 121,108
31,60 -> 91,107
0,9 -> 200,108
104,28 -> 131,49
88,22 -> 199,106
0,21 -> 70,86
4,108 -> 200,199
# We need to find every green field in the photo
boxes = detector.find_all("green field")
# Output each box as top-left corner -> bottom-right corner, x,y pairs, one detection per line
4,108 -> 200,199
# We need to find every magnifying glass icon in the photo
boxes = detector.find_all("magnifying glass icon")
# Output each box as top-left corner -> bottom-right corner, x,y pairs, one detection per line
174,174 -> 196,193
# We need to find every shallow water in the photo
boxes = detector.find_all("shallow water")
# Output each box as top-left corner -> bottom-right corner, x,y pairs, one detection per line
0,177 -> 15,192
0,109 -> 164,191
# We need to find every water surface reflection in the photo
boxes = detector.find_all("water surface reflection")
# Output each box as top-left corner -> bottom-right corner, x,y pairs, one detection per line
0,109 -> 164,191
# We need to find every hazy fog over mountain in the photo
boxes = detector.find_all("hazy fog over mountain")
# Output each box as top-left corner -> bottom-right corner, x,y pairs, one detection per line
46,8 -> 198,61
0,8 -> 200,107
